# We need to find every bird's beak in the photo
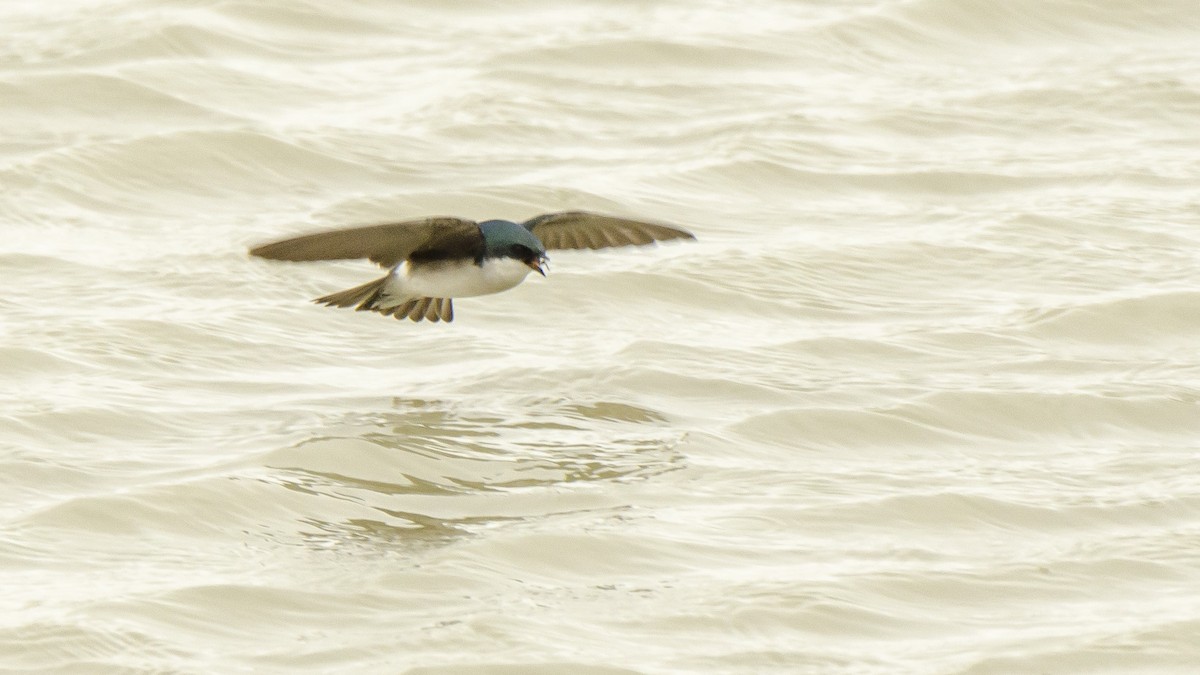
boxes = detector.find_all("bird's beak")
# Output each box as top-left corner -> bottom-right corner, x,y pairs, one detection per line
528,256 -> 548,277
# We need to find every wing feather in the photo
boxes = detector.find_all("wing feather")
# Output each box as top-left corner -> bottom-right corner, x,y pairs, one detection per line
249,217 -> 482,268
522,211 -> 695,251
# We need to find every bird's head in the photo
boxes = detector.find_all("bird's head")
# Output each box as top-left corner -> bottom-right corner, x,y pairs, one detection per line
479,219 -> 548,276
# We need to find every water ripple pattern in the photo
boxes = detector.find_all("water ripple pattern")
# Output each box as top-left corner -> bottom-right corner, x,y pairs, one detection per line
3,0 -> 1200,672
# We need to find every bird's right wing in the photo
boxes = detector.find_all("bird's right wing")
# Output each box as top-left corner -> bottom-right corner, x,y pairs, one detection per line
249,217 -> 483,268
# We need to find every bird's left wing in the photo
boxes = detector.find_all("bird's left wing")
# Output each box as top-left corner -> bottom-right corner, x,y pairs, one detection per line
249,217 -> 482,268
521,211 -> 695,251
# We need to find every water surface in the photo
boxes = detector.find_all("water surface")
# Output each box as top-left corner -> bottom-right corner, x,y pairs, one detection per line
4,0 -> 1200,672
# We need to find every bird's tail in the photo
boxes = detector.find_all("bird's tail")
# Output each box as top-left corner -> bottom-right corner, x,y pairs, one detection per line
315,275 -> 389,309
377,297 -> 454,323
314,276 -> 454,322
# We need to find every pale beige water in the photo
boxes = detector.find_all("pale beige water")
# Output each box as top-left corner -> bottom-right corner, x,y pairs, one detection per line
4,1 -> 1200,673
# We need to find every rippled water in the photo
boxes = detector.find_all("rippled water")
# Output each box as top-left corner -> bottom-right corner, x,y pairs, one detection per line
4,0 -> 1200,672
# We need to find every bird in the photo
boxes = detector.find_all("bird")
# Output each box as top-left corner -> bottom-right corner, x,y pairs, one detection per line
248,210 -> 695,323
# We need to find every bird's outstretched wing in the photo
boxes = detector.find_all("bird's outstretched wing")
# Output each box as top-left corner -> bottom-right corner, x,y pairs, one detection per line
249,217 -> 483,268
522,211 -> 695,251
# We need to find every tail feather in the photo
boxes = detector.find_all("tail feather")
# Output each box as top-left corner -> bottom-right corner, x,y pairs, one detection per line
406,298 -> 430,321
419,298 -> 437,322
314,275 -> 389,309
389,297 -> 454,323
388,297 -> 453,321
313,276 -> 454,322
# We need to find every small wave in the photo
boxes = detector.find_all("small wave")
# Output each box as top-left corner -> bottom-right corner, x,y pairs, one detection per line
890,389 -> 1200,443
730,406 -> 963,451
0,73 -> 234,132
821,0 -> 1200,62
20,129 -> 398,210
488,38 -> 786,73
1021,290 -> 1200,346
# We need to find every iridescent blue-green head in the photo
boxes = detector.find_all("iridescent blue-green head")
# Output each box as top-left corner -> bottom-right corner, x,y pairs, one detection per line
478,219 -> 548,275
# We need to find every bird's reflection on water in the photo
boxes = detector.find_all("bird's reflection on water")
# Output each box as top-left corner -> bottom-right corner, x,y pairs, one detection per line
264,396 -> 685,551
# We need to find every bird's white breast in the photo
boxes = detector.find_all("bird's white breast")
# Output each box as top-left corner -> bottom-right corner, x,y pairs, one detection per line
385,257 -> 534,301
